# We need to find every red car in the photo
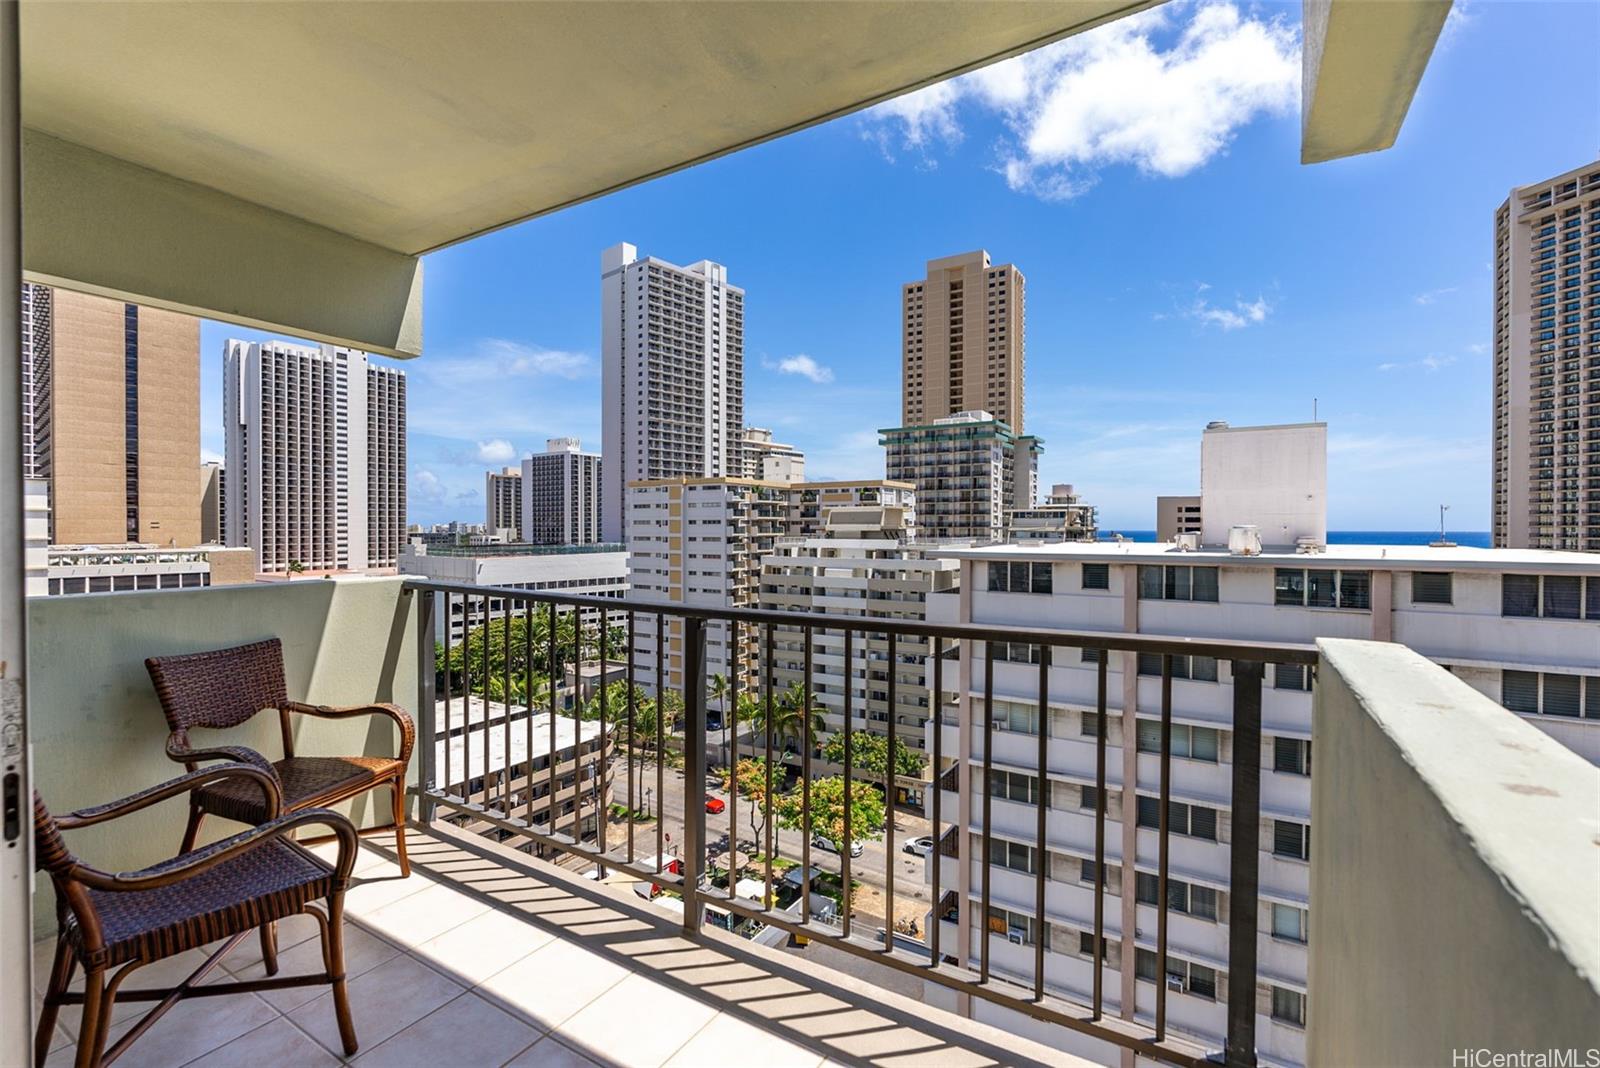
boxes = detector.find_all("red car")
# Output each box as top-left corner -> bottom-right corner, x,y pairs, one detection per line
704,797 -> 726,814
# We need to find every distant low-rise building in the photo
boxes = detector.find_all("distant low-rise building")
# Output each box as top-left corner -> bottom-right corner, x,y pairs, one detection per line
523,438 -> 603,546
485,466 -> 524,542
200,462 -> 224,544
44,543 -> 256,596
1007,483 -> 1096,543
742,427 -> 806,483
399,541 -> 628,644
1156,494 -> 1202,542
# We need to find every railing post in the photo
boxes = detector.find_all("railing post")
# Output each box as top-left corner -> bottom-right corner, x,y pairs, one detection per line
681,614 -> 707,935
1226,659 -> 1264,1068
414,586 -> 438,824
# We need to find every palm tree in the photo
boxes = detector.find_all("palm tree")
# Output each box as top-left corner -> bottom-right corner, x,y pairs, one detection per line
709,674 -> 729,766
743,682 -> 824,756
286,560 -> 305,580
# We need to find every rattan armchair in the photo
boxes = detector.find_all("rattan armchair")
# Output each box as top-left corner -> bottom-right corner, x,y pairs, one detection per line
145,638 -> 415,876
33,765 -> 360,1068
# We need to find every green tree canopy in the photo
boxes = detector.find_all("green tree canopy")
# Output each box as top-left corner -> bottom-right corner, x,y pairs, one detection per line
820,730 -> 926,782
774,775 -> 886,845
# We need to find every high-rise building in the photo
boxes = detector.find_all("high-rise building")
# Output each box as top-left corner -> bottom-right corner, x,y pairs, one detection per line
902,251 -> 1025,432
881,410 -> 1040,542
22,284 -> 201,546
224,339 -> 406,573
742,427 -> 805,483
200,461 -> 224,544
522,438 -> 603,546
1156,495 -> 1202,542
1492,160 -> 1600,551
600,242 -> 744,542
485,466 -> 523,541
925,539 -> 1600,1068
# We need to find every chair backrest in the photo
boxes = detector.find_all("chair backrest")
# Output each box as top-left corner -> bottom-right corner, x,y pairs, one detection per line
146,638 -> 289,733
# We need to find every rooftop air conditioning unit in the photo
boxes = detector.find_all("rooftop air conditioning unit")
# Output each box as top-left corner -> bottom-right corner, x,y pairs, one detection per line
1174,532 -> 1199,552
1228,525 -> 1262,556
1295,535 -> 1324,554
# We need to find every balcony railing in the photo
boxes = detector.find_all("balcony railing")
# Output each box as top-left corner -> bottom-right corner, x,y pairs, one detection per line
404,577 -> 1317,1068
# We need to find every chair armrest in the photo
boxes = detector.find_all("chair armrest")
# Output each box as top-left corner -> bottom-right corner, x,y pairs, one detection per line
165,736 -> 281,782
55,763 -> 282,831
72,807 -> 358,892
285,700 -> 415,764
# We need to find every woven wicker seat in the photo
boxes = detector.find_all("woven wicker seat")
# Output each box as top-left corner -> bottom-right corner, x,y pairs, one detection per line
146,638 -> 415,876
34,768 -> 361,1068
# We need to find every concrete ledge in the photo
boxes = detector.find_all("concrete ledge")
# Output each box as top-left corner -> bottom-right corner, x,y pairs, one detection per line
1309,638 -> 1600,1063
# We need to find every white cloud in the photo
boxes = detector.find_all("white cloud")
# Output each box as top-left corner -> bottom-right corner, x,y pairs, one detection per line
201,447 -> 224,465
863,1 -> 1299,199
1414,286 -> 1458,305
476,439 -> 517,464
1377,354 -> 1456,373
1187,290 -> 1271,330
1465,342 -> 1488,356
446,338 -> 591,381
770,354 -> 835,384
412,470 -> 448,505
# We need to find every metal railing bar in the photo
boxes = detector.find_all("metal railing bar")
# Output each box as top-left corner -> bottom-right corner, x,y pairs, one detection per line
1155,653 -> 1173,1041
1034,642 -> 1049,1000
442,592 -> 453,799
524,601 -> 534,827
626,609 -> 636,865
1093,653 -> 1108,1021
883,628 -> 896,953
598,606 -> 609,855
399,579 -> 1317,664
764,621 -> 775,909
980,642 -> 994,985
929,643 -> 942,967
800,624 -> 813,927
841,625 -> 853,941
548,602 -> 559,837
502,595 -> 511,816
655,612 -> 665,873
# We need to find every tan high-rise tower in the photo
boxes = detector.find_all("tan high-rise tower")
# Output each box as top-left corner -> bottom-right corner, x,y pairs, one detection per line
901,251 -> 1025,432
24,285 -> 201,546
1492,161 -> 1600,551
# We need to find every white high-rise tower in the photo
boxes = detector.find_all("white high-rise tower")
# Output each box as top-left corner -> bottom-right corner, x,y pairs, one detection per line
224,339 -> 406,573
600,242 -> 744,542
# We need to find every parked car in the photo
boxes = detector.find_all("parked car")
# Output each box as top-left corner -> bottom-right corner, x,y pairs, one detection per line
704,796 -> 726,814
811,834 -> 864,858
903,835 -> 934,857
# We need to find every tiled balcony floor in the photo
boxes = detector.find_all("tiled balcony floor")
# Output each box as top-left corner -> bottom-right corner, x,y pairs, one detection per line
35,825 -> 1093,1068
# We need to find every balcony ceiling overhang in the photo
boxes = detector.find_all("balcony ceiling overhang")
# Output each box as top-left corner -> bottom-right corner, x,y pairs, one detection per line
19,1 -> 1444,358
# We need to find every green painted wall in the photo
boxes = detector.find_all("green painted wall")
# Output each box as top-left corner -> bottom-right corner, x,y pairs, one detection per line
28,576 -> 420,932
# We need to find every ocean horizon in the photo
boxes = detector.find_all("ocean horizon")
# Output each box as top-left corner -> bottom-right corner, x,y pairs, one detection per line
1096,529 -> 1493,548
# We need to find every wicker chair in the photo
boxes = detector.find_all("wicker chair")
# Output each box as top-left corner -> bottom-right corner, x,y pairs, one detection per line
145,638 -> 415,876
33,766 -> 360,1068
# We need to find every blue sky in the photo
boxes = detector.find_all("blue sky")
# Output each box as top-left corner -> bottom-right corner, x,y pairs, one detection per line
200,0 -> 1600,532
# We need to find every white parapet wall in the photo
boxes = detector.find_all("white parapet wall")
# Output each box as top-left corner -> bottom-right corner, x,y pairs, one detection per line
1309,638 -> 1600,1064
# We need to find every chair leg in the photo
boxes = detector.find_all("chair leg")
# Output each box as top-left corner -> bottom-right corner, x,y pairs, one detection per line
391,779 -> 410,878
179,803 -> 205,854
73,969 -> 106,1068
34,935 -> 75,1068
259,921 -> 279,977
325,892 -> 359,1057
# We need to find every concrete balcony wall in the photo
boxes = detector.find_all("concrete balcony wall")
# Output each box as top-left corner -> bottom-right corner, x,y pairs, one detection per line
28,575 -> 420,917
1309,638 -> 1600,1064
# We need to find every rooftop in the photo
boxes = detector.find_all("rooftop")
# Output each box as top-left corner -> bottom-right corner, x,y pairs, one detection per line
934,539 -> 1600,573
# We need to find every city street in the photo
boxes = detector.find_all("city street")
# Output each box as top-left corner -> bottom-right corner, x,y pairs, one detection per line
623,755 -> 934,930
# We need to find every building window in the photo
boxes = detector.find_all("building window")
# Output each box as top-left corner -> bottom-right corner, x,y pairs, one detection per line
987,769 -> 1040,804
1136,796 -> 1218,840
1271,902 -> 1308,944
1138,565 -> 1219,602
1135,720 -> 1220,762
1274,568 -> 1371,610
989,561 -> 1053,594
1082,563 -> 1110,590
1078,930 -> 1110,961
1137,653 -> 1218,682
986,905 -> 1039,946
1273,820 -> 1310,861
1136,872 -> 1219,921
1081,647 -> 1103,664
1502,670 -> 1599,718
1274,663 -> 1311,692
1271,986 -> 1307,1027
1274,737 -> 1311,776
1503,574 -> 1600,619
992,839 -> 1037,875
1411,572 -> 1453,605
1134,949 -> 1218,1000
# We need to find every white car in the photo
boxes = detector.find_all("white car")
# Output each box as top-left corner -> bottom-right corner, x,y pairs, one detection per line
811,834 -> 865,858
903,836 -> 934,857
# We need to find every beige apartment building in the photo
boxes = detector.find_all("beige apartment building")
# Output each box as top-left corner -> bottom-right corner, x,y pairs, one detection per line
1156,495 -> 1203,542
485,466 -> 523,540
23,285 -> 201,546
1492,159 -> 1600,551
759,503 -> 957,784
902,251 -> 1025,432
742,426 -> 805,483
